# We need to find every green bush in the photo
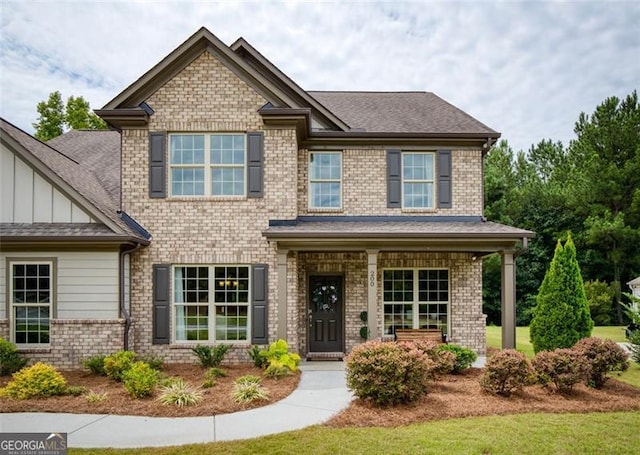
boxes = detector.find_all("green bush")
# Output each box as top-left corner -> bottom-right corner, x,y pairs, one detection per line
0,362 -> 67,399
259,339 -> 301,377
137,355 -> 165,371
122,361 -> 158,398
192,344 -> 230,368
409,340 -> 455,375
532,348 -> 589,393
232,377 -> 269,403
480,350 -> 533,397
346,341 -> 434,406
530,235 -> 593,353
65,385 -> 87,397
572,337 -> 629,388
627,330 -> 640,364
206,367 -> 227,379
104,350 -> 136,381
248,345 -> 267,368
158,379 -> 203,407
82,355 -> 107,376
0,337 -> 28,376
438,344 -> 477,373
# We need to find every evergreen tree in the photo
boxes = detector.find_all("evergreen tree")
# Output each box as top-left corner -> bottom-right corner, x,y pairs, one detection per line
530,234 -> 593,353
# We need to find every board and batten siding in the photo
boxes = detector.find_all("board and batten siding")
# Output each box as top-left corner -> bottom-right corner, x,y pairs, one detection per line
0,144 -> 95,223
0,251 -> 120,320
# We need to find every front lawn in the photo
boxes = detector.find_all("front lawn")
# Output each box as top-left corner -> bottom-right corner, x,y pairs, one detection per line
71,411 -> 640,454
486,325 -> 639,387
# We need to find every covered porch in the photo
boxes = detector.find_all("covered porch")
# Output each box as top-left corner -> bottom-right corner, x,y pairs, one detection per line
264,217 -> 534,356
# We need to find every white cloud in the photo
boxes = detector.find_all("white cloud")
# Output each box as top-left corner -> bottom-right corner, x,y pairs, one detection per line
0,0 -> 638,153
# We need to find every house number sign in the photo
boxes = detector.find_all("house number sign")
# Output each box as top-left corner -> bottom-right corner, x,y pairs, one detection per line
369,271 -> 376,287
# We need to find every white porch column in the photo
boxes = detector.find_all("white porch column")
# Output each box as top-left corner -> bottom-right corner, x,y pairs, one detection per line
277,249 -> 289,341
366,249 -> 379,340
501,250 -> 516,349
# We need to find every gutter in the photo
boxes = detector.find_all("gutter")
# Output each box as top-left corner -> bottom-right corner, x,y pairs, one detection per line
513,237 -> 529,259
120,242 -> 143,351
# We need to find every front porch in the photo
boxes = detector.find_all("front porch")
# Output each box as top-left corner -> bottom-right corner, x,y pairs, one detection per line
265,217 -> 534,357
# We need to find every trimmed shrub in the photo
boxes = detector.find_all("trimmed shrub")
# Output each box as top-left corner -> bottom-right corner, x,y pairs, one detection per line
192,344 -> 230,368
122,361 -> 158,398
530,235 -> 593,353
0,362 -> 67,399
480,350 -> 533,397
532,348 -> 589,393
438,344 -> 477,373
158,379 -> 203,407
410,340 -> 455,375
0,337 -> 28,376
104,350 -> 136,381
232,377 -> 269,403
137,355 -> 165,371
346,341 -> 434,406
82,355 -> 107,376
573,337 -> 629,388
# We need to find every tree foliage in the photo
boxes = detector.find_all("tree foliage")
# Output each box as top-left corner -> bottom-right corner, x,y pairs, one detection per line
33,91 -> 107,141
483,91 -> 640,326
529,235 -> 593,353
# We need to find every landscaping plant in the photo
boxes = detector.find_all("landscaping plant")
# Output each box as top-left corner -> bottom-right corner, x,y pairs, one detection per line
232,375 -> 269,403
480,349 -> 533,397
0,337 -> 28,376
85,390 -> 108,403
259,339 -> 301,377
532,348 -> 589,393
82,354 -> 107,376
346,341 -> 434,406
158,379 -> 203,407
0,362 -> 67,399
248,345 -> 267,368
192,344 -> 230,368
410,340 -> 456,375
572,337 -> 628,388
122,361 -> 159,398
438,344 -> 477,373
104,350 -> 136,381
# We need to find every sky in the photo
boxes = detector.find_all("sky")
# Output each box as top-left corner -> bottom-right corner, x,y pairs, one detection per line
1,0 -> 638,153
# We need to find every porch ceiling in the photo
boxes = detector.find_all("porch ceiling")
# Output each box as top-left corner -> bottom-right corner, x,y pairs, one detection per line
263,219 -> 534,253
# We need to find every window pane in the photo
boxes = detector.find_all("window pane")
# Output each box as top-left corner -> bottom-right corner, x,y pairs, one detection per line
212,167 -> 244,196
403,182 -> 433,208
310,182 -> 341,208
309,153 -> 341,208
171,168 -> 205,196
176,305 -> 208,341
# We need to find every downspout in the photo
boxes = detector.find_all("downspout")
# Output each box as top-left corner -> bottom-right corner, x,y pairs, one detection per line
513,237 -> 529,260
120,242 -> 142,351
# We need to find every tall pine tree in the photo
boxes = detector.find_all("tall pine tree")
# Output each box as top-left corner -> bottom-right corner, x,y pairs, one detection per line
530,233 -> 593,352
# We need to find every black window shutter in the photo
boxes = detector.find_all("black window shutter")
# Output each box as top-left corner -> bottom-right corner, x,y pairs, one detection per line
387,149 -> 401,208
152,264 -> 170,345
247,132 -> 264,198
251,263 -> 268,344
437,150 -> 452,208
149,132 -> 167,198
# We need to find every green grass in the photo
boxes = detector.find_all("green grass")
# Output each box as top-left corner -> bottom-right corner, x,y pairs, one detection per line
71,411 -> 640,454
486,325 -> 639,387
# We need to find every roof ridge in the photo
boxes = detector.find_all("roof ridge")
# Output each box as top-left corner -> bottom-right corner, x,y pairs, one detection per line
309,90 -> 431,94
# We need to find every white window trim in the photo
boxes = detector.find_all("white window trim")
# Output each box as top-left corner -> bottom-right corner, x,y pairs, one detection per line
382,268 -> 450,335
401,152 -> 435,209
172,264 -> 251,344
8,259 -> 55,347
168,133 -> 247,198
308,151 -> 343,210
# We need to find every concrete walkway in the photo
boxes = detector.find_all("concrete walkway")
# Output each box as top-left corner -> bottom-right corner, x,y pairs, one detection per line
0,361 -> 352,449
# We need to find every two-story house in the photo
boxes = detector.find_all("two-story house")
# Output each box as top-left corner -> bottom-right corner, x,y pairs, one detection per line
0,27 -> 533,368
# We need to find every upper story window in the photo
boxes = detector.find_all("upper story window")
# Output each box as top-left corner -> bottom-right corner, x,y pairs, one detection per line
402,152 -> 434,209
169,134 -> 246,197
10,261 -> 54,345
309,152 -> 342,209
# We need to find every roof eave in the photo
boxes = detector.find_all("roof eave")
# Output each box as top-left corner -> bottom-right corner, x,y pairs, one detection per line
94,109 -> 149,129
0,236 -> 150,247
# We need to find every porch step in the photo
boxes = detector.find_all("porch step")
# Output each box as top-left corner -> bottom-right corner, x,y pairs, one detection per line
306,352 -> 344,361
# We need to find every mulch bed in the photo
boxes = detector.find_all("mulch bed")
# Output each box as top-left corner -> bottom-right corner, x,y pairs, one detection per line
0,364 -> 299,418
327,368 -> 640,428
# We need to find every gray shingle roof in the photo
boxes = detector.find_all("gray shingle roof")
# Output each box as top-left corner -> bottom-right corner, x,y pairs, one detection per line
309,91 -> 498,136
48,130 -> 121,203
1,223 -> 119,237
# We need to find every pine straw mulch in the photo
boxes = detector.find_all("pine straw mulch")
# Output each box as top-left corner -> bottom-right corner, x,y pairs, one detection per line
0,364 -> 299,417
326,368 -> 640,428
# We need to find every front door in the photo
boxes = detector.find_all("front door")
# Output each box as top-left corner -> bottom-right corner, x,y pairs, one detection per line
308,275 -> 343,352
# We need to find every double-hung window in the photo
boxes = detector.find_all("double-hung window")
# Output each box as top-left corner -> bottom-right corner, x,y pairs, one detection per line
383,269 -> 449,336
10,261 -> 54,345
174,265 -> 249,342
309,152 -> 342,209
170,134 -> 246,197
402,152 -> 435,209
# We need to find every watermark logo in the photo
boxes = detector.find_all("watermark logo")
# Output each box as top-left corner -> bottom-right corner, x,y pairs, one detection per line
0,433 -> 67,455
